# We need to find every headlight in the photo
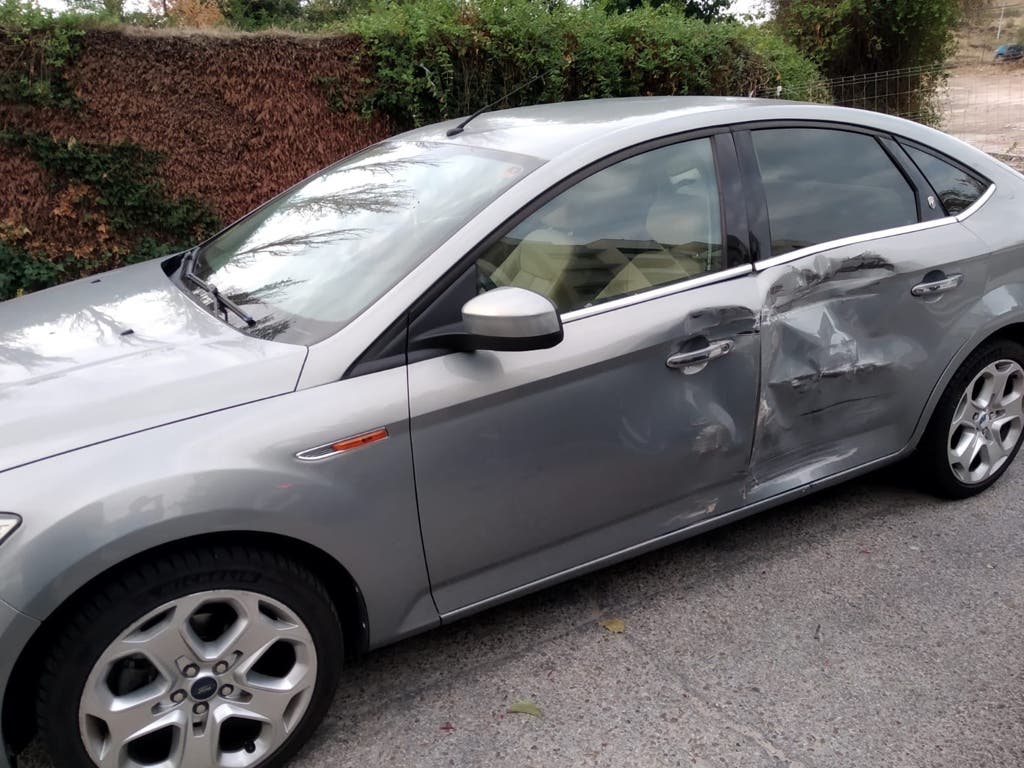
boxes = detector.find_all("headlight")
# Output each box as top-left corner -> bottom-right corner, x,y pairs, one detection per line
0,514 -> 21,545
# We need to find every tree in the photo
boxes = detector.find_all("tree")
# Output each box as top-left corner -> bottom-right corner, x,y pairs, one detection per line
216,0 -> 301,27
769,0 -> 962,124
600,0 -> 731,21
66,0 -> 127,21
149,0 -> 224,26
769,0 -> 962,77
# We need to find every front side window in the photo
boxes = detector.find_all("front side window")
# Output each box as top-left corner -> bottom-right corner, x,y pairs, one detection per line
192,141 -> 541,344
477,138 -> 724,314
751,128 -> 918,256
903,145 -> 989,216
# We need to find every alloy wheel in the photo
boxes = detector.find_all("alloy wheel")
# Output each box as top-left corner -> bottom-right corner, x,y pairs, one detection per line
947,359 -> 1024,484
78,589 -> 317,768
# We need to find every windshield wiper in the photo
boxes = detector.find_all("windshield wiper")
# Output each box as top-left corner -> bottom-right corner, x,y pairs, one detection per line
180,248 -> 256,328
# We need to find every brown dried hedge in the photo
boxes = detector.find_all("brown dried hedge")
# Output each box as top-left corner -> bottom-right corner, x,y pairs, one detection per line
0,28 -> 390,263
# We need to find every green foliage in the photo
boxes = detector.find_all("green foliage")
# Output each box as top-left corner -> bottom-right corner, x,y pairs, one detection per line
0,132 -> 219,299
599,0 -> 731,21
348,0 -> 821,128
770,0 -> 961,124
770,0 -> 962,76
311,73 -> 362,113
0,241 -> 63,300
0,0 -> 86,107
217,0 -> 301,28
4,132 -> 218,241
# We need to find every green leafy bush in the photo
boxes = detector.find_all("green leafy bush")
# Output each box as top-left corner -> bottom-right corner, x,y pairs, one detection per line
769,0 -> 962,122
0,132 -> 219,300
348,0 -> 821,128
0,0 -> 85,107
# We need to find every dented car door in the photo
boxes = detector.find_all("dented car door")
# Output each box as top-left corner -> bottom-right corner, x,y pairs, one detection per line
736,126 -> 992,500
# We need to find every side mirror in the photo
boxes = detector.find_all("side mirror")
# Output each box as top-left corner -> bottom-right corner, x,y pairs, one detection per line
460,287 -> 564,351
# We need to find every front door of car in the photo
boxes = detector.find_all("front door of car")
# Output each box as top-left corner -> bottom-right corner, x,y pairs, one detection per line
407,135 -> 762,616
735,126 -> 993,500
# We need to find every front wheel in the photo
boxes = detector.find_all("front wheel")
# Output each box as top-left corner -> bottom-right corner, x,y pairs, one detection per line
915,338 -> 1024,499
38,547 -> 343,768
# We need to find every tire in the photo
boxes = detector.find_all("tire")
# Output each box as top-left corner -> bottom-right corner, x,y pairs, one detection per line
38,546 -> 343,768
915,338 -> 1024,499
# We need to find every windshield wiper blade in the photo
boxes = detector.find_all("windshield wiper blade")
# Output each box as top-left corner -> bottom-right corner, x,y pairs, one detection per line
180,248 -> 256,328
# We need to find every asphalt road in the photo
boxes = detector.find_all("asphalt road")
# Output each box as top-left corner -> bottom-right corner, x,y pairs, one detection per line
18,462 -> 1024,768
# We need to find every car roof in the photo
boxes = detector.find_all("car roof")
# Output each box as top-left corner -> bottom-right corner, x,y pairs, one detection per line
398,96 -> 778,159
394,96 -> 1001,177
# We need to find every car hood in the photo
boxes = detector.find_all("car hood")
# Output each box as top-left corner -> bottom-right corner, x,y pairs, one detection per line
0,259 -> 307,473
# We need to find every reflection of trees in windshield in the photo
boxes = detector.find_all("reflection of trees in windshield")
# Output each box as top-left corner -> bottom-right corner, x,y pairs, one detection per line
201,157 -> 436,268
246,315 -> 292,342
225,278 -> 303,307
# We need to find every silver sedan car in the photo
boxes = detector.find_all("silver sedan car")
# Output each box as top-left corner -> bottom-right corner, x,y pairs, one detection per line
2,97 -> 1023,768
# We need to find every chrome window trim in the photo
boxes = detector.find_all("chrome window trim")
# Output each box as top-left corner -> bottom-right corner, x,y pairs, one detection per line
561,264 -> 754,323
753,183 -> 996,272
955,183 -> 996,222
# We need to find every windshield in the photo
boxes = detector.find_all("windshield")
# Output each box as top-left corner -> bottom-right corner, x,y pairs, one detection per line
189,141 -> 542,344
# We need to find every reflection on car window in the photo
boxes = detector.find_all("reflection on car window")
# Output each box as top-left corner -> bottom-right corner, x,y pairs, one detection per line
751,128 -> 918,255
193,141 -> 541,345
477,138 -> 724,314
903,145 -> 988,216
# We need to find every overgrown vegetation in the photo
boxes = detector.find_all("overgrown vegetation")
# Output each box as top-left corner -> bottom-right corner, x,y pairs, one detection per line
0,0 -> 822,299
768,0 -> 963,119
0,0 -> 84,107
350,0 -> 821,128
0,131 -> 218,299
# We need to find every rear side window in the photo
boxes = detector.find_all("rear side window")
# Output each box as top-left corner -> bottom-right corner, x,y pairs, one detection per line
751,128 -> 918,255
903,145 -> 989,216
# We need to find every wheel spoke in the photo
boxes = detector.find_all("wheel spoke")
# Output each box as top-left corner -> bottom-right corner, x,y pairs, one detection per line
952,392 -> 978,430
231,594 -> 312,669
175,710 -> 219,768
971,371 -> 996,409
82,688 -> 182,768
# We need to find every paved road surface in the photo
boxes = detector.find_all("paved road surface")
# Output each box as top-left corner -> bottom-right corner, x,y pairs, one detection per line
18,462 -> 1024,768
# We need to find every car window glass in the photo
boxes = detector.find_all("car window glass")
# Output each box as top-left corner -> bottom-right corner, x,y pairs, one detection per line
751,128 -> 918,255
193,141 -> 541,345
903,145 -> 988,216
477,138 -> 724,314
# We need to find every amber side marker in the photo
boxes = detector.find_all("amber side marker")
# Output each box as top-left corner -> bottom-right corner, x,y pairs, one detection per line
331,428 -> 389,453
296,427 -> 389,461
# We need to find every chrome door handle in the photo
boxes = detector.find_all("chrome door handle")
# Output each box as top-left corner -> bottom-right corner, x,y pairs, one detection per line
912,273 -> 963,297
666,340 -> 734,371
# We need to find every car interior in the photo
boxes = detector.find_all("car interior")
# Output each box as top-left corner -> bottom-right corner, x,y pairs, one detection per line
477,139 -> 725,314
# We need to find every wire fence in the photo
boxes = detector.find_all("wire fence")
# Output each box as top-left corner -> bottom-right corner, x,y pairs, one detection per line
751,5 -> 1024,169
757,63 -> 1024,170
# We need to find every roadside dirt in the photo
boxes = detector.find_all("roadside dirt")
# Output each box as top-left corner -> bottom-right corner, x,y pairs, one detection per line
944,64 -> 1024,165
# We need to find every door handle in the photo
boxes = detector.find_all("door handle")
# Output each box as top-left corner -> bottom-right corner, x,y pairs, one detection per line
911,273 -> 963,297
666,340 -> 734,371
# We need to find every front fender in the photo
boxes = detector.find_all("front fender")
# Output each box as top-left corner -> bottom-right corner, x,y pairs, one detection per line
0,367 -> 437,649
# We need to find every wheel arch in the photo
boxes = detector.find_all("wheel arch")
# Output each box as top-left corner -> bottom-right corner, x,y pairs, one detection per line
909,320 -> 1024,451
1,530 -> 368,757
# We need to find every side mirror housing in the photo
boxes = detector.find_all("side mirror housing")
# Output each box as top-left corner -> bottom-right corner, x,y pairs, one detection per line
460,287 -> 563,351
411,287 -> 563,353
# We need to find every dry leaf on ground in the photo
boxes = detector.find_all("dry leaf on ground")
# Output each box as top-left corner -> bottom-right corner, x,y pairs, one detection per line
508,700 -> 542,717
599,618 -> 626,634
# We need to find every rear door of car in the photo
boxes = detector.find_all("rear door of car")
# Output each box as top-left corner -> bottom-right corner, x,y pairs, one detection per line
405,131 -> 763,617
735,123 -> 995,501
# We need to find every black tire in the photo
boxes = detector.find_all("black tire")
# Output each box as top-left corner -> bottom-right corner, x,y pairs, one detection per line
915,338 -> 1024,499
38,546 -> 343,768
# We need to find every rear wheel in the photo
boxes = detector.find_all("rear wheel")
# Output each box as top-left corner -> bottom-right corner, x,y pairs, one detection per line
916,338 -> 1024,498
38,547 -> 343,768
